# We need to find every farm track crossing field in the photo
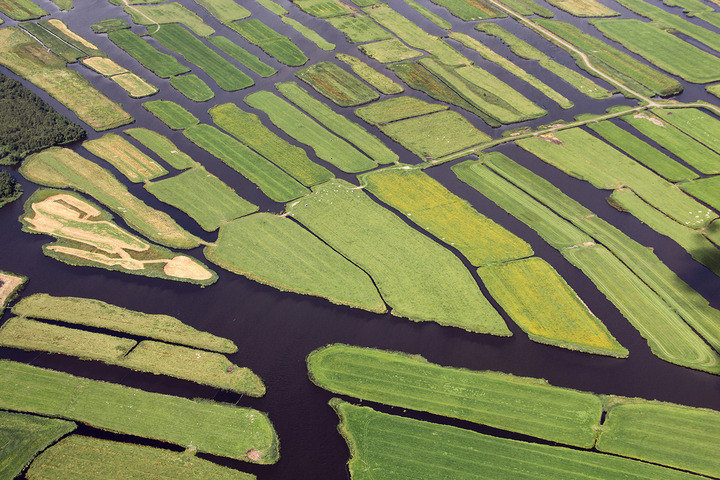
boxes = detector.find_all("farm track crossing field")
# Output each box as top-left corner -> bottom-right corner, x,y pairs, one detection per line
25,435 -> 256,480
0,0 -> 46,20
281,17 -> 335,51
359,166 -> 533,265
295,61 -> 379,107
680,175 -> 720,211
124,128 -> 198,170
209,102 -> 332,187
150,24 -> 254,92
335,53 -> 404,95
355,96 -> 448,125
19,22 -> 84,63
184,124 -> 310,202
124,2 -> 214,37
332,400 -> 703,480
19,148 -> 200,250
0,411 -> 75,480
169,74 -> 214,102
244,91 -> 378,173
0,360 -> 279,463
106,30 -> 190,79
277,82 -> 397,165
326,15 -> 393,43
204,212 -> 386,313
13,293 -> 237,353
544,0 -> 617,16
83,134 -> 168,183
359,38 -> 422,63
110,72 -> 158,98
229,19 -> 308,67
143,100 -> 198,129
192,0 -> 250,23
208,36 -> 276,77
145,167 -> 258,231
287,179 -> 509,334
307,344 -> 603,447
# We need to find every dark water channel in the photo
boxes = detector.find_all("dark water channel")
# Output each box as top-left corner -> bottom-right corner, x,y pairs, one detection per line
1,0 -> 720,478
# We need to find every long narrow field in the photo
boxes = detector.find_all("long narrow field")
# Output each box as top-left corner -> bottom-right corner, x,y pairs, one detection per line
335,54 -> 404,95
244,91 -> 378,173
229,19 -> 308,66
110,72 -> 158,98
204,213 -> 387,313
83,134 -> 168,183
0,0 -> 47,20
192,0 -> 250,23
653,108 -> 720,162
106,29 -> 190,78
124,2 -> 214,36
287,179 -> 510,334
355,96 -> 448,125
169,74 -> 214,102
143,100 -> 199,129
81,57 -> 127,76
20,22 -> 84,63
359,38 -> 422,63
326,15 -> 393,43
544,0 -> 618,16
307,344 -> 603,447
0,361 -> 279,463
680,175 -> 720,211
145,167 -> 258,231
124,128 -> 197,170
281,17 -> 335,51
207,36 -> 277,77
427,0 -> 505,20
295,61 -> 379,107
184,124 -> 310,202
38,19 -> 104,57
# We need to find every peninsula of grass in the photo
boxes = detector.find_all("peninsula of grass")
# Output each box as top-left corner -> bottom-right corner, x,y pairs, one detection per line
335,53 -> 403,95
281,17 -> 335,51
0,28 -> 132,131
0,411 -> 75,480
146,167 -> 258,231
13,293 -> 236,353
244,91 -> 378,173
91,18 -> 130,34
184,124 -> 309,202
111,72 -> 157,98
143,100 -> 198,130
38,19 -> 104,57
20,148 -> 200,249
209,102 -> 333,187
124,128 -> 197,170
26,435 -> 256,480
205,212 -> 386,313
653,108 -> 720,169
107,30 -> 190,78
545,0 -> 617,16
308,344 -> 602,447
151,24 -> 253,92
288,179 -> 509,334
293,0 -> 352,16
192,0 -> 250,23
170,74 -> 214,102
355,96 -> 447,125
326,15 -> 392,43
83,134 -> 168,183
229,19 -> 308,66
0,360 -> 279,463
592,19 -> 720,83
0,271 -> 26,316
680,175 -> 720,211
0,0 -> 47,20
360,166 -> 532,265
358,38 -> 422,63
208,36 -> 276,77
427,0 -> 504,20
277,82 -> 397,164
124,2 -> 214,36
19,21 -> 84,62
295,61 -> 379,107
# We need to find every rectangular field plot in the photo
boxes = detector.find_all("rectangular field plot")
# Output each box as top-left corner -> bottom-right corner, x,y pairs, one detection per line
107,29 -> 190,78
110,72 -> 158,98
680,175 -> 720,211
653,108 -> 720,166
192,0 -> 250,23
229,19 -> 308,66
81,56 -> 127,76
293,0 -> 352,17
124,127 -> 197,170
207,35 -> 276,77
20,21 -> 85,63
308,344 -> 602,447
83,133 -> 168,183
143,100 -> 199,130
359,38 -> 422,63
336,53 -> 403,95
295,61 -> 379,107
281,17 -> 335,51
355,96 -> 448,125
326,15 -> 393,43
146,167 -> 258,231
169,74 -> 214,102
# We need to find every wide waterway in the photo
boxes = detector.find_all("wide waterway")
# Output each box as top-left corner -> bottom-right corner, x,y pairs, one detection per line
1,0 -> 720,478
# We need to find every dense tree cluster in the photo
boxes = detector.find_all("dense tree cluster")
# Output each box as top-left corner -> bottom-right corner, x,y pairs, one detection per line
0,74 -> 86,165
0,170 -> 21,208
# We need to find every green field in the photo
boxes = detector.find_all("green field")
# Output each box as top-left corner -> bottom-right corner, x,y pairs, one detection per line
124,2 -> 214,36
229,19 -> 308,66
359,38 -> 422,63
106,30 -> 190,78
276,82 -> 397,164
124,128 -> 197,170
680,175 -> 720,211
20,22 -> 84,63
592,19 -> 720,83
332,400 -> 702,480
26,435 -> 255,480
91,18 -> 130,33
254,0 -> 286,14
184,124 -> 310,202
326,15 -> 392,43
335,53 -> 403,95
146,167 -> 258,231
205,212 -> 386,313
13,293 -> 236,353
308,344 -> 602,447
143,100 -> 199,130
192,0 -> 250,23
295,61 -> 379,107
0,360 -> 278,463
545,0 -> 617,16
0,0 -> 47,20
110,72 -> 158,98
170,74 -> 214,102
293,0 -> 352,16
355,96 -> 447,125
427,0 -> 504,20
38,19 -> 104,57
0,411 -> 75,480
281,17 -> 335,51
20,148 -> 200,249
653,108 -> 720,167
498,0 -> 554,16
83,133 -> 167,183
404,0 -> 453,28
360,166 -> 533,265
287,180 -> 509,334
244,91 -> 378,173
151,24 -> 253,92
208,36 -> 276,77
209,102 -> 332,186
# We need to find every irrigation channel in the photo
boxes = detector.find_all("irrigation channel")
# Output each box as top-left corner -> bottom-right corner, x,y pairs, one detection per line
1,0 -> 720,478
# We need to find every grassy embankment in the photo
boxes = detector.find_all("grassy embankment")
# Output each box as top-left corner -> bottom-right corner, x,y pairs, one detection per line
83,134 -> 168,183
124,128 -> 198,170
170,74 -> 214,102
295,61 -> 379,107
229,19 -> 308,66
335,53 -> 403,95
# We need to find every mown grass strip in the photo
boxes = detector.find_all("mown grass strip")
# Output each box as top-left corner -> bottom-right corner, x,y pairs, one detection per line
244,91 -> 378,173
26,435 -> 255,480
208,36 -> 276,77
110,72 -> 158,98
170,74 -> 214,102
19,148 -> 200,249
143,100 -> 198,130
680,175 -> 720,211
360,166 -> 533,265
229,19 -> 308,66
184,124 -> 309,202
38,19 -> 104,57
288,179 -> 509,334
403,0 -> 452,28
125,128 -> 197,170
0,0 -> 46,20
281,17 -> 335,51
653,108 -> 720,168
335,53 -> 403,95
192,0 -> 250,23
500,0 -> 554,17
326,14 -> 392,43
19,21 -> 84,62
308,344 -> 602,447
146,167 -> 258,231
358,38 -> 422,63
292,0 -> 352,16
427,0 -> 504,20
205,212 -> 386,313
254,0 -> 286,15
332,400 -> 703,480
355,96 -> 447,125
277,82 -> 397,164
83,133 -> 167,183
107,29 -> 190,78
545,0 -> 617,16
81,56 -> 128,76
295,61 -> 379,107
13,293 -> 235,353
124,2 -> 214,36
150,24 -> 253,92
0,360 -> 278,463
480,258 -> 627,356
0,411 -> 75,480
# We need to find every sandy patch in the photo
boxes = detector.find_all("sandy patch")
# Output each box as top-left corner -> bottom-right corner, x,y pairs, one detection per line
0,272 -> 24,308
164,256 -> 214,281
48,19 -> 99,50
